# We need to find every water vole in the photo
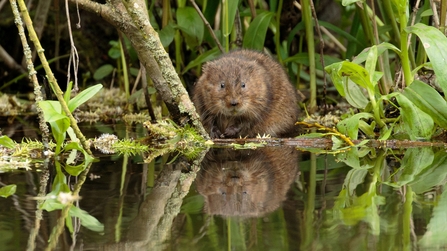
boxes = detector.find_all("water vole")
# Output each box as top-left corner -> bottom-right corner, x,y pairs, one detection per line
192,50 -> 299,138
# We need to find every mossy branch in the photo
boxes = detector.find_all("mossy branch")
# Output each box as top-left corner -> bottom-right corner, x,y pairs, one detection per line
9,0 -> 50,150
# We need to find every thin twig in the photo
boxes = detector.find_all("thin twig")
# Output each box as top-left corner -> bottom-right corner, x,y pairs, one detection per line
189,0 -> 224,53
309,0 -> 327,113
65,0 -> 80,92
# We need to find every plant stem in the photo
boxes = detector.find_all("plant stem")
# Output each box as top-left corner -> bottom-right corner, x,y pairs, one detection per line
301,0 -> 316,112
441,0 -> 447,34
223,0 -> 230,52
400,20 -> 413,86
275,0 -> 283,64
119,36 -> 130,100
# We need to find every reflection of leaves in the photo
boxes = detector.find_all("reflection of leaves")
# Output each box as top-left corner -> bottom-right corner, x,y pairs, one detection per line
69,206 -> 104,233
344,169 -> 368,195
334,188 -> 385,236
409,150 -> 447,194
388,148 -> 434,187
419,186 -> 447,248
0,185 -> 16,198
336,144 -> 372,169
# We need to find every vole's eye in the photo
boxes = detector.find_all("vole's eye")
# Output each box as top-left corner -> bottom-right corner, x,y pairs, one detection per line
220,82 -> 225,89
241,82 -> 246,88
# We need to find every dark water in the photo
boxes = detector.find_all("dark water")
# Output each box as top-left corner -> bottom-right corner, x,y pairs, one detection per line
0,120 -> 446,250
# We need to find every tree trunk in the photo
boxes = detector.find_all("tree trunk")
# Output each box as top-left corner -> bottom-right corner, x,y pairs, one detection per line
69,0 -> 209,139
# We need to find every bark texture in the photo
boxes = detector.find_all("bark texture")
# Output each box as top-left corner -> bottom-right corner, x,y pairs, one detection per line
69,0 -> 209,138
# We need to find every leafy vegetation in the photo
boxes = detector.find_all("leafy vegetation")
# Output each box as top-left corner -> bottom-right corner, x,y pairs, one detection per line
2,0 -> 447,249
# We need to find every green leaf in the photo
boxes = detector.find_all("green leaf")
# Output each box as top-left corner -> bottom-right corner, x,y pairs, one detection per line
0,185 -> 16,198
337,112 -> 374,140
410,150 -> 447,193
407,23 -> 447,94
243,11 -> 274,50
402,80 -> 447,129
108,40 -> 121,59
182,47 -> 221,74
0,136 -> 15,149
365,46 -> 378,84
93,64 -> 114,80
69,206 -> 104,233
342,0 -> 364,6
38,101 -> 63,120
68,84 -> 103,112
352,42 -> 401,64
177,7 -> 204,48
343,78 -> 369,109
344,169 -> 368,195
388,148 -> 434,187
419,186 -> 447,248
396,94 -> 434,140
325,61 -> 374,93
158,22 -> 175,47
223,0 -> 240,37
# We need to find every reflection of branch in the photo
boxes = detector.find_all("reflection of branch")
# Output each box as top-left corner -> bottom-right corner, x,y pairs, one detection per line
0,45 -> 26,74
189,0 -> 224,53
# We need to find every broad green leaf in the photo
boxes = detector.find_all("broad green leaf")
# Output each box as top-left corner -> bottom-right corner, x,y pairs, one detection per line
396,94 -> 434,140
177,7 -> 204,48
344,169 -> 368,195
108,40 -> 121,59
243,11 -> 274,50
337,112 -> 374,140
343,78 -> 369,109
0,185 -> 16,198
388,148 -> 434,187
158,22 -> 175,47
93,64 -> 114,80
419,186 -> 447,248
337,148 -> 361,169
365,46 -> 378,84
403,80 -> 447,129
38,100 -> 63,120
222,0 -> 240,37
0,136 -> 15,149
69,206 -> 104,232
352,42 -> 401,64
325,61 -> 374,93
410,151 -> 447,193
182,47 -> 221,74
407,23 -> 447,94
342,0 -> 364,6
68,84 -> 103,112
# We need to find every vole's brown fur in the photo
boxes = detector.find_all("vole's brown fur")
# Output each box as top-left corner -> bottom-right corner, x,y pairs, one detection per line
192,50 -> 299,138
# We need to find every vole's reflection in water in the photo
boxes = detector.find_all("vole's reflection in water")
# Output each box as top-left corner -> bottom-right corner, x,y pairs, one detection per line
196,147 -> 299,218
